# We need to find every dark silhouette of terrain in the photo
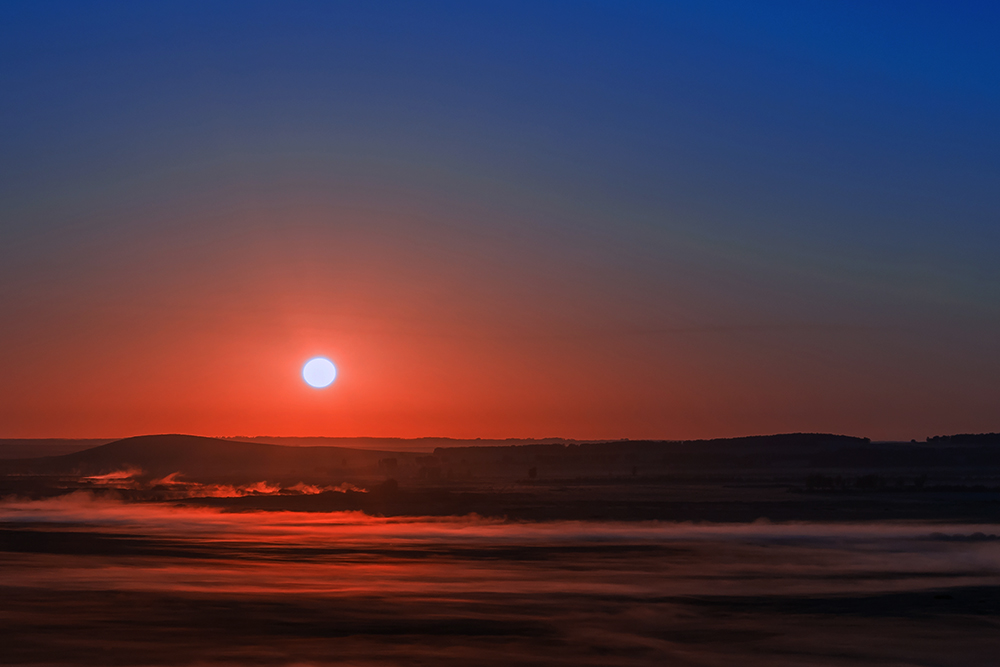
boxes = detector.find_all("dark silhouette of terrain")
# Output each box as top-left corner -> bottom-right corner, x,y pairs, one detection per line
927,432 -> 1000,445
0,434 -> 421,484
227,435 -> 586,453
2,432 -> 1000,522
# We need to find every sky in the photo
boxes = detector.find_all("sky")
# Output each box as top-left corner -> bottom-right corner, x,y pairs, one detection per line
1,1 -> 998,440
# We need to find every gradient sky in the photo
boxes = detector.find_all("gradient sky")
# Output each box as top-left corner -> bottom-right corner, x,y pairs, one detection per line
1,1 -> 998,440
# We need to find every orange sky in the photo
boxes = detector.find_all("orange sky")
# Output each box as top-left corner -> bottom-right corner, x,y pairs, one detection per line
2,192 -> 995,441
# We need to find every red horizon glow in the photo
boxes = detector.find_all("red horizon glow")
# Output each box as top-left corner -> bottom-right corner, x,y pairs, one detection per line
0,192 -> 994,443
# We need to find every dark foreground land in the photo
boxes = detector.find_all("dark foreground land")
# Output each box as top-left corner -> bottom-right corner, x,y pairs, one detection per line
3,432 -> 1000,523
1,433 -> 999,665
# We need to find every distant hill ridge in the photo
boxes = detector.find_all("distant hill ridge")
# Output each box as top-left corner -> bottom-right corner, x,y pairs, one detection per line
926,433 -> 1000,445
1,433 -> 866,477
4,433 -> 1000,486
434,433 -> 868,456
0,434 -> 420,483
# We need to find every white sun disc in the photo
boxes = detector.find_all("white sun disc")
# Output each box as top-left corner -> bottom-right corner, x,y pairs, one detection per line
302,357 -> 337,388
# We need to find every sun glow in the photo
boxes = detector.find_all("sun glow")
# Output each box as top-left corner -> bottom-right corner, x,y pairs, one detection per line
302,357 -> 337,388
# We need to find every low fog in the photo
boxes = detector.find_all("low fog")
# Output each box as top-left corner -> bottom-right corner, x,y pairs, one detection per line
3,494 -> 999,666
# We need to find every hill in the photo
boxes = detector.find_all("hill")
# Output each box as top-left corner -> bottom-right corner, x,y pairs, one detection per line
0,434 -> 419,484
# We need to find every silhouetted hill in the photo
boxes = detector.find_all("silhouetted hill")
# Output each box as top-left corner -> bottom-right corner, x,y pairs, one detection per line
0,434 -> 419,483
4,433 -> 1000,522
6,432 -> 1000,497
434,433 -> 870,470
227,435 -> 586,453
927,433 -> 1000,445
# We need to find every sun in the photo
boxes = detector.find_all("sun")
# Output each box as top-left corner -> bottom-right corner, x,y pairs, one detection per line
302,357 -> 337,388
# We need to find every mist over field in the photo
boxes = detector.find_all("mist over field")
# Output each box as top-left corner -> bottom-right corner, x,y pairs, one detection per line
2,491 -> 999,666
